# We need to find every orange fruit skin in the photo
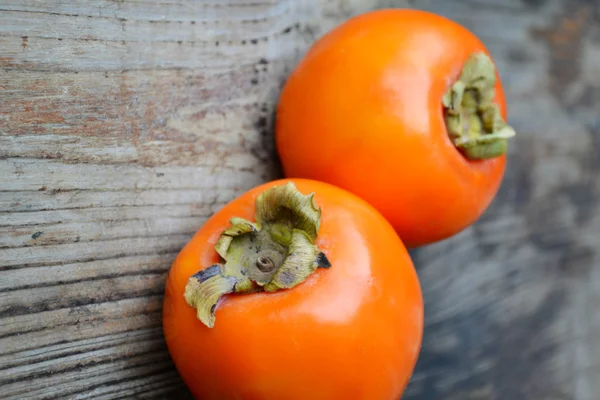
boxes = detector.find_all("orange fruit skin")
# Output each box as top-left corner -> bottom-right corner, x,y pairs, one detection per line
163,179 -> 423,400
275,9 -> 508,247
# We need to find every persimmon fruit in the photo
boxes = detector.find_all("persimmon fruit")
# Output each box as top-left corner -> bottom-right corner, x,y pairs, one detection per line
275,9 -> 516,247
163,179 -> 423,400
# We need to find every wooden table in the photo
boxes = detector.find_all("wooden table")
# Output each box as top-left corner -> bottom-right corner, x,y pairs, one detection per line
1,0 -> 598,398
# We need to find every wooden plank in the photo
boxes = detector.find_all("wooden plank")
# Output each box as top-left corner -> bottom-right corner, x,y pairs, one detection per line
0,255 -> 175,292
0,235 -> 189,268
0,216 -> 206,248
1,0 -> 599,399
0,297 -> 163,355
0,0 -> 336,397
0,7 -> 302,40
0,189 -> 235,212
0,205 -> 211,226
0,159 -> 262,191
401,0 -> 600,399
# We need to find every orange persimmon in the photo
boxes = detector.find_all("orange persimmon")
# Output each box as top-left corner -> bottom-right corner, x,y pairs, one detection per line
163,179 -> 423,400
275,9 -> 516,247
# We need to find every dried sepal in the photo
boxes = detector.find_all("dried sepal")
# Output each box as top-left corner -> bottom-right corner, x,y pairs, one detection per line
184,182 -> 331,328
443,52 -> 516,160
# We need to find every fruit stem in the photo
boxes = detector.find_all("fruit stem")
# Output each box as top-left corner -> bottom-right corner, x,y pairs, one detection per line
443,52 -> 516,160
183,182 -> 331,328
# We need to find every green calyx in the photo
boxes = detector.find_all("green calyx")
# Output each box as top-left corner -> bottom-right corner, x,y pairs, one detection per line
184,182 -> 331,328
443,52 -> 516,160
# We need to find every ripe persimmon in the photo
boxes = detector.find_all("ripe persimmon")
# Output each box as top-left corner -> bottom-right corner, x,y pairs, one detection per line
163,179 -> 423,400
275,9 -> 516,247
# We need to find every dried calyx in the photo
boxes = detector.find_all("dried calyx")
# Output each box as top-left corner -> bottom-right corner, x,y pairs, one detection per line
443,52 -> 516,160
184,182 -> 331,328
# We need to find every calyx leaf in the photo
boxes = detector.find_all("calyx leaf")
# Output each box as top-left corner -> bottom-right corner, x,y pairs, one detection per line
184,182 -> 331,328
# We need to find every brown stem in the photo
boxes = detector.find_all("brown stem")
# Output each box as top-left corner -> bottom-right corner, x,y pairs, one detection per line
256,256 -> 276,272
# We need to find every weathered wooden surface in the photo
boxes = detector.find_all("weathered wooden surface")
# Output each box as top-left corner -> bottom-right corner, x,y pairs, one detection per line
0,0 -> 598,399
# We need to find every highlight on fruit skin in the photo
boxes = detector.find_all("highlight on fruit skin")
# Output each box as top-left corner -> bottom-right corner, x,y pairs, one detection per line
275,8 -> 515,247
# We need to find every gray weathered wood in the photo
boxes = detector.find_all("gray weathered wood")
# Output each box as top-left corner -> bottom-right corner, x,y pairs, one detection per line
1,0 -> 599,399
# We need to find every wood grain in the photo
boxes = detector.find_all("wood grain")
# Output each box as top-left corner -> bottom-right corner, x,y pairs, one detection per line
1,0 -> 599,399
401,1 -> 600,399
